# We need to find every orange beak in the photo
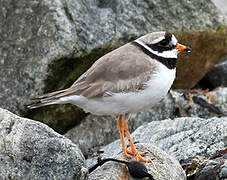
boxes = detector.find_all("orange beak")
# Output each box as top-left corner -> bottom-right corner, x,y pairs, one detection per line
176,43 -> 191,52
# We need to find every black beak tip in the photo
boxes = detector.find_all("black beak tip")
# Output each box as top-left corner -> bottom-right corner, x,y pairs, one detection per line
185,46 -> 192,52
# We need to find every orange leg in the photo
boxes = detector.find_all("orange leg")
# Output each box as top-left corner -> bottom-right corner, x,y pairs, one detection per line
117,115 -> 130,158
122,115 -> 151,163
117,114 -> 151,163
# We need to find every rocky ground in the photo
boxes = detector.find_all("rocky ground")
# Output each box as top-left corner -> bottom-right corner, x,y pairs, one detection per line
0,108 -> 88,180
0,0 -> 226,179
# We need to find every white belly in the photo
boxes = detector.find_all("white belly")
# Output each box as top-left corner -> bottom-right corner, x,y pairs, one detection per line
59,63 -> 176,115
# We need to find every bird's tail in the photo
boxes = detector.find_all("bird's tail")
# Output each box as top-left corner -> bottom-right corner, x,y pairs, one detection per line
27,88 -> 70,109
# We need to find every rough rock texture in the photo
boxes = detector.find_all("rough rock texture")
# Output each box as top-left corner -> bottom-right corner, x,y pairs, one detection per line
65,88 -> 227,157
0,108 -> 88,180
89,144 -> 186,180
0,0 -> 226,132
199,59 -> 227,89
212,0 -> 227,16
194,155 -> 227,180
94,117 -> 226,164
180,149 -> 227,179
65,115 -> 119,158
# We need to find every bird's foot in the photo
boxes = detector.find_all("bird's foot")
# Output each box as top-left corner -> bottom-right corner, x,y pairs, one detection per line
126,148 -> 145,156
123,148 -> 151,163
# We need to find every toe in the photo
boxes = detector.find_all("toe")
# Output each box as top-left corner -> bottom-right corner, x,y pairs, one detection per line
123,148 -> 131,158
136,154 -> 151,163
126,148 -> 145,156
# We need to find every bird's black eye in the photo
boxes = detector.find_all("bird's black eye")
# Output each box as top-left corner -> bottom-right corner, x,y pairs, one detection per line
158,39 -> 169,46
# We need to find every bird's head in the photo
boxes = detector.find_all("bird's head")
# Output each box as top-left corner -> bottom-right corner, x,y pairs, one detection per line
135,31 -> 191,59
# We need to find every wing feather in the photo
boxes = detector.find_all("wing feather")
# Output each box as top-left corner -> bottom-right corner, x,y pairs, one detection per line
28,42 -> 158,109
69,43 -> 157,98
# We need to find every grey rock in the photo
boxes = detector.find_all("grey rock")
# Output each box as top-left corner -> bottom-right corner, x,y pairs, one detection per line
220,161 -> 227,179
0,0 -> 226,132
195,155 -> 226,179
65,115 -> 122,158
212,0 -> 227,16
0,108 -> 88,180
89,144 -> 186,180
201,59 -> 227,88
180,149 -> 227,179
96,116 -> 226,163
65,88 -> 227,158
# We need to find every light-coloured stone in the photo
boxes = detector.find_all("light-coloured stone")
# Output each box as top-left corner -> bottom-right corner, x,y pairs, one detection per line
89,144 -> 186,180
97,117 -> 227,162
0,108 -> 88,180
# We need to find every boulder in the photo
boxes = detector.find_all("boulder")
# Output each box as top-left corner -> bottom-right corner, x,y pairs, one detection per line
0,108 -> 88,180
199,59 -> 227,89
89,144 -> 186,180
212,0 -> 227,16
180,149 -> 227,179
95,116 -> 226,162
0,0 -> 226,132
65,88 -> 227,158
65,115 -> 120,158
85,116 -> 226,179
172,28 -> 227,89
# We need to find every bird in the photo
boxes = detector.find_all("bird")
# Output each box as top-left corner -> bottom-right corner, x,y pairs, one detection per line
28,31 -> 191,163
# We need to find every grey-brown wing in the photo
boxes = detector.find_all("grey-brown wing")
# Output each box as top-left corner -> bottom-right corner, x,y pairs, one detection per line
69,44 -> 157,98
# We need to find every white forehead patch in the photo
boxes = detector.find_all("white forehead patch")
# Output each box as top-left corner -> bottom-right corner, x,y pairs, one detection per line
151,36 -> 165,44
171,35 -> 178,45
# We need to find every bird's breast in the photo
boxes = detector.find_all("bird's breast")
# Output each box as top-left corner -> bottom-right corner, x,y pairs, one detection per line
116,63 -> 176,112
144,63 -> 176,104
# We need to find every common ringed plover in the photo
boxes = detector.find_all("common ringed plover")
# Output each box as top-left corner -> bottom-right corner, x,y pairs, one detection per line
28,31 -> 191,162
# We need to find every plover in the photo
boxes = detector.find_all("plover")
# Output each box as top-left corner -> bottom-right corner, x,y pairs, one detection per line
28,31 -> 191,162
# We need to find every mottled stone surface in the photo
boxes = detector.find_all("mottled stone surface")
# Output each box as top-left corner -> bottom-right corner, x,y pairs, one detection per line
65,115 -> 119,158
93,116 -> 226,164
89,144 -> 186,180
0,0 -> 226,132
212,0 -> 227,16
180,149 -> 227,179
65,88 -> 227,157
0,108 -> 88,180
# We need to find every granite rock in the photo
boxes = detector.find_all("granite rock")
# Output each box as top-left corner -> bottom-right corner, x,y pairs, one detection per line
180,149 -> 227,179
0,108 -> 88,180
65,115 -> 120,158
212,0 -> 227,16
199,59 -> 227,89
89,144 -> 186,180
95,116 -> 227,162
